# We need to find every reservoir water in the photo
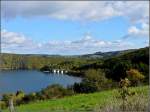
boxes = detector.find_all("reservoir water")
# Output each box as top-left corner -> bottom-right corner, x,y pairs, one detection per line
0,70 -> 82,95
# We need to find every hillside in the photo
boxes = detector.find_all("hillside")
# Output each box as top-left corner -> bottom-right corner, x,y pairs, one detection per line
0,47 -> 149,81
0,53 -> 90,70
75,47 -> 149,81
0,47 -> 148,70
3,86 -> 149,112
81,48 -> 136,58
102,47 -> 149,81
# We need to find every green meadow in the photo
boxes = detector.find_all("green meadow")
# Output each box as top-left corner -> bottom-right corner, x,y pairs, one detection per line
3,86 -> 149,112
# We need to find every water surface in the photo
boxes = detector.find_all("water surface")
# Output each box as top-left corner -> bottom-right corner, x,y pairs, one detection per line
0,70 -> 82,95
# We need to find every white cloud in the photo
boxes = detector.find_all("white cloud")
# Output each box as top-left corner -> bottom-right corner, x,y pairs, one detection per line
124,23 -> 149,39
1,30 -> 137,55
1,1 -> 149,54
1,1 -> 149,23
1,29 -> 40,53
2,29 -> 26,44
113,1 -> 149,24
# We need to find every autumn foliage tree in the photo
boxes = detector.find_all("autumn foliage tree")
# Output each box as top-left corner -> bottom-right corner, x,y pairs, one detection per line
119,78 -> 130,111
126,69 -> 145,86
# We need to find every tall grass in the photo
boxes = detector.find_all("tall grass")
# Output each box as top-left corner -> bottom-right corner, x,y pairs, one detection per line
94,93 -> 149,112
94,86 -> 149,112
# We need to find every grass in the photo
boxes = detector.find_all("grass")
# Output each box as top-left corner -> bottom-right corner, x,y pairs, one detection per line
3,86 -> 149,112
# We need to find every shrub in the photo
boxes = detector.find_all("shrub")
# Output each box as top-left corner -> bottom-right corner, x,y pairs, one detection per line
22,92 -> 37,104
39,84 -> 73,100
126,69 -> 145,86
1,85 -> 74,108
118,78 -> 131,111
0,101 -> 7,109
73,82 -> 97,93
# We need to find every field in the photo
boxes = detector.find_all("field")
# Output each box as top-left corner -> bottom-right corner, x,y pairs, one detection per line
3,86 -> 149,112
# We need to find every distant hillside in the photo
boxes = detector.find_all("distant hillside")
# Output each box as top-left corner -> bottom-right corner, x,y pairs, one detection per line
0,53 -> 90,70
81,49 -> 136,58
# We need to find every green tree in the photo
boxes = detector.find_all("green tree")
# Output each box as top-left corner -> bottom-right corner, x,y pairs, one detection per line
73,69 -> 108,93
85,69 -> 107,90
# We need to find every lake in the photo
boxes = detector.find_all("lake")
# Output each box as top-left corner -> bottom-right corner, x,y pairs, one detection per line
0,70 -> 82,95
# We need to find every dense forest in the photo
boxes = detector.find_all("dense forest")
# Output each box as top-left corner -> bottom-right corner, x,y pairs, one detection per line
0,54 -> 98,70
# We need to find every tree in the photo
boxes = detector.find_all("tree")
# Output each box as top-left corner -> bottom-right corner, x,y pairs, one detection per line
40,65 -> 50,71
73,69 -> 108,93
73,82 -> 97,93
103,59 -> 132,81
85,69 -> 108,90
126,69 -> 145,86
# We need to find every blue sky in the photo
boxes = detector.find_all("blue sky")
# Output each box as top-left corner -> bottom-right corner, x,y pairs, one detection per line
1,1 -> 149,55
2,16 -> 129,42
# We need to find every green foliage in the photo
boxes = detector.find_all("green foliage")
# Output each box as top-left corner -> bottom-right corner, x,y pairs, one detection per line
102,47 -> 149,82
0,101 -> 7,109
104,59 -> 132,81
73,82 -> 97,93
0,54 -> 89,71
38,84 -> 74,100
1,85 -> 74,109
85,69 -> 108,90
73,69 -> 111,93
40,65 -> 51,71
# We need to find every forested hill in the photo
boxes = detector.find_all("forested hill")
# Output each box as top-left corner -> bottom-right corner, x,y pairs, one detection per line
81,48 -> 136,58
0,47 -> 149,75
74,47 -> 149,82
0,53 -> 92,70
102,47 -> 149,80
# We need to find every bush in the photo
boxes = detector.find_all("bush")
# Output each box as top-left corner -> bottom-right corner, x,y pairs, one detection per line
0,101 -> 7,109
38,84 -> 73,100
126,69 -> 145,86
40,65 -> 51,71
22,93 -> 37,104
1,85 -> 74,109
73,82 -> 97,93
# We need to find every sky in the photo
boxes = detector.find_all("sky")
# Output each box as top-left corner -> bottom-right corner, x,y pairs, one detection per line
1,1 -> 149,55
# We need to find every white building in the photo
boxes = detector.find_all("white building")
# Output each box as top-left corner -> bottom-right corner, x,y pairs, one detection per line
61,70 -> 64,74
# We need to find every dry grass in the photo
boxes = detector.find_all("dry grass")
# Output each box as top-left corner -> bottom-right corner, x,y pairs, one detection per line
94,87 -> 149,112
